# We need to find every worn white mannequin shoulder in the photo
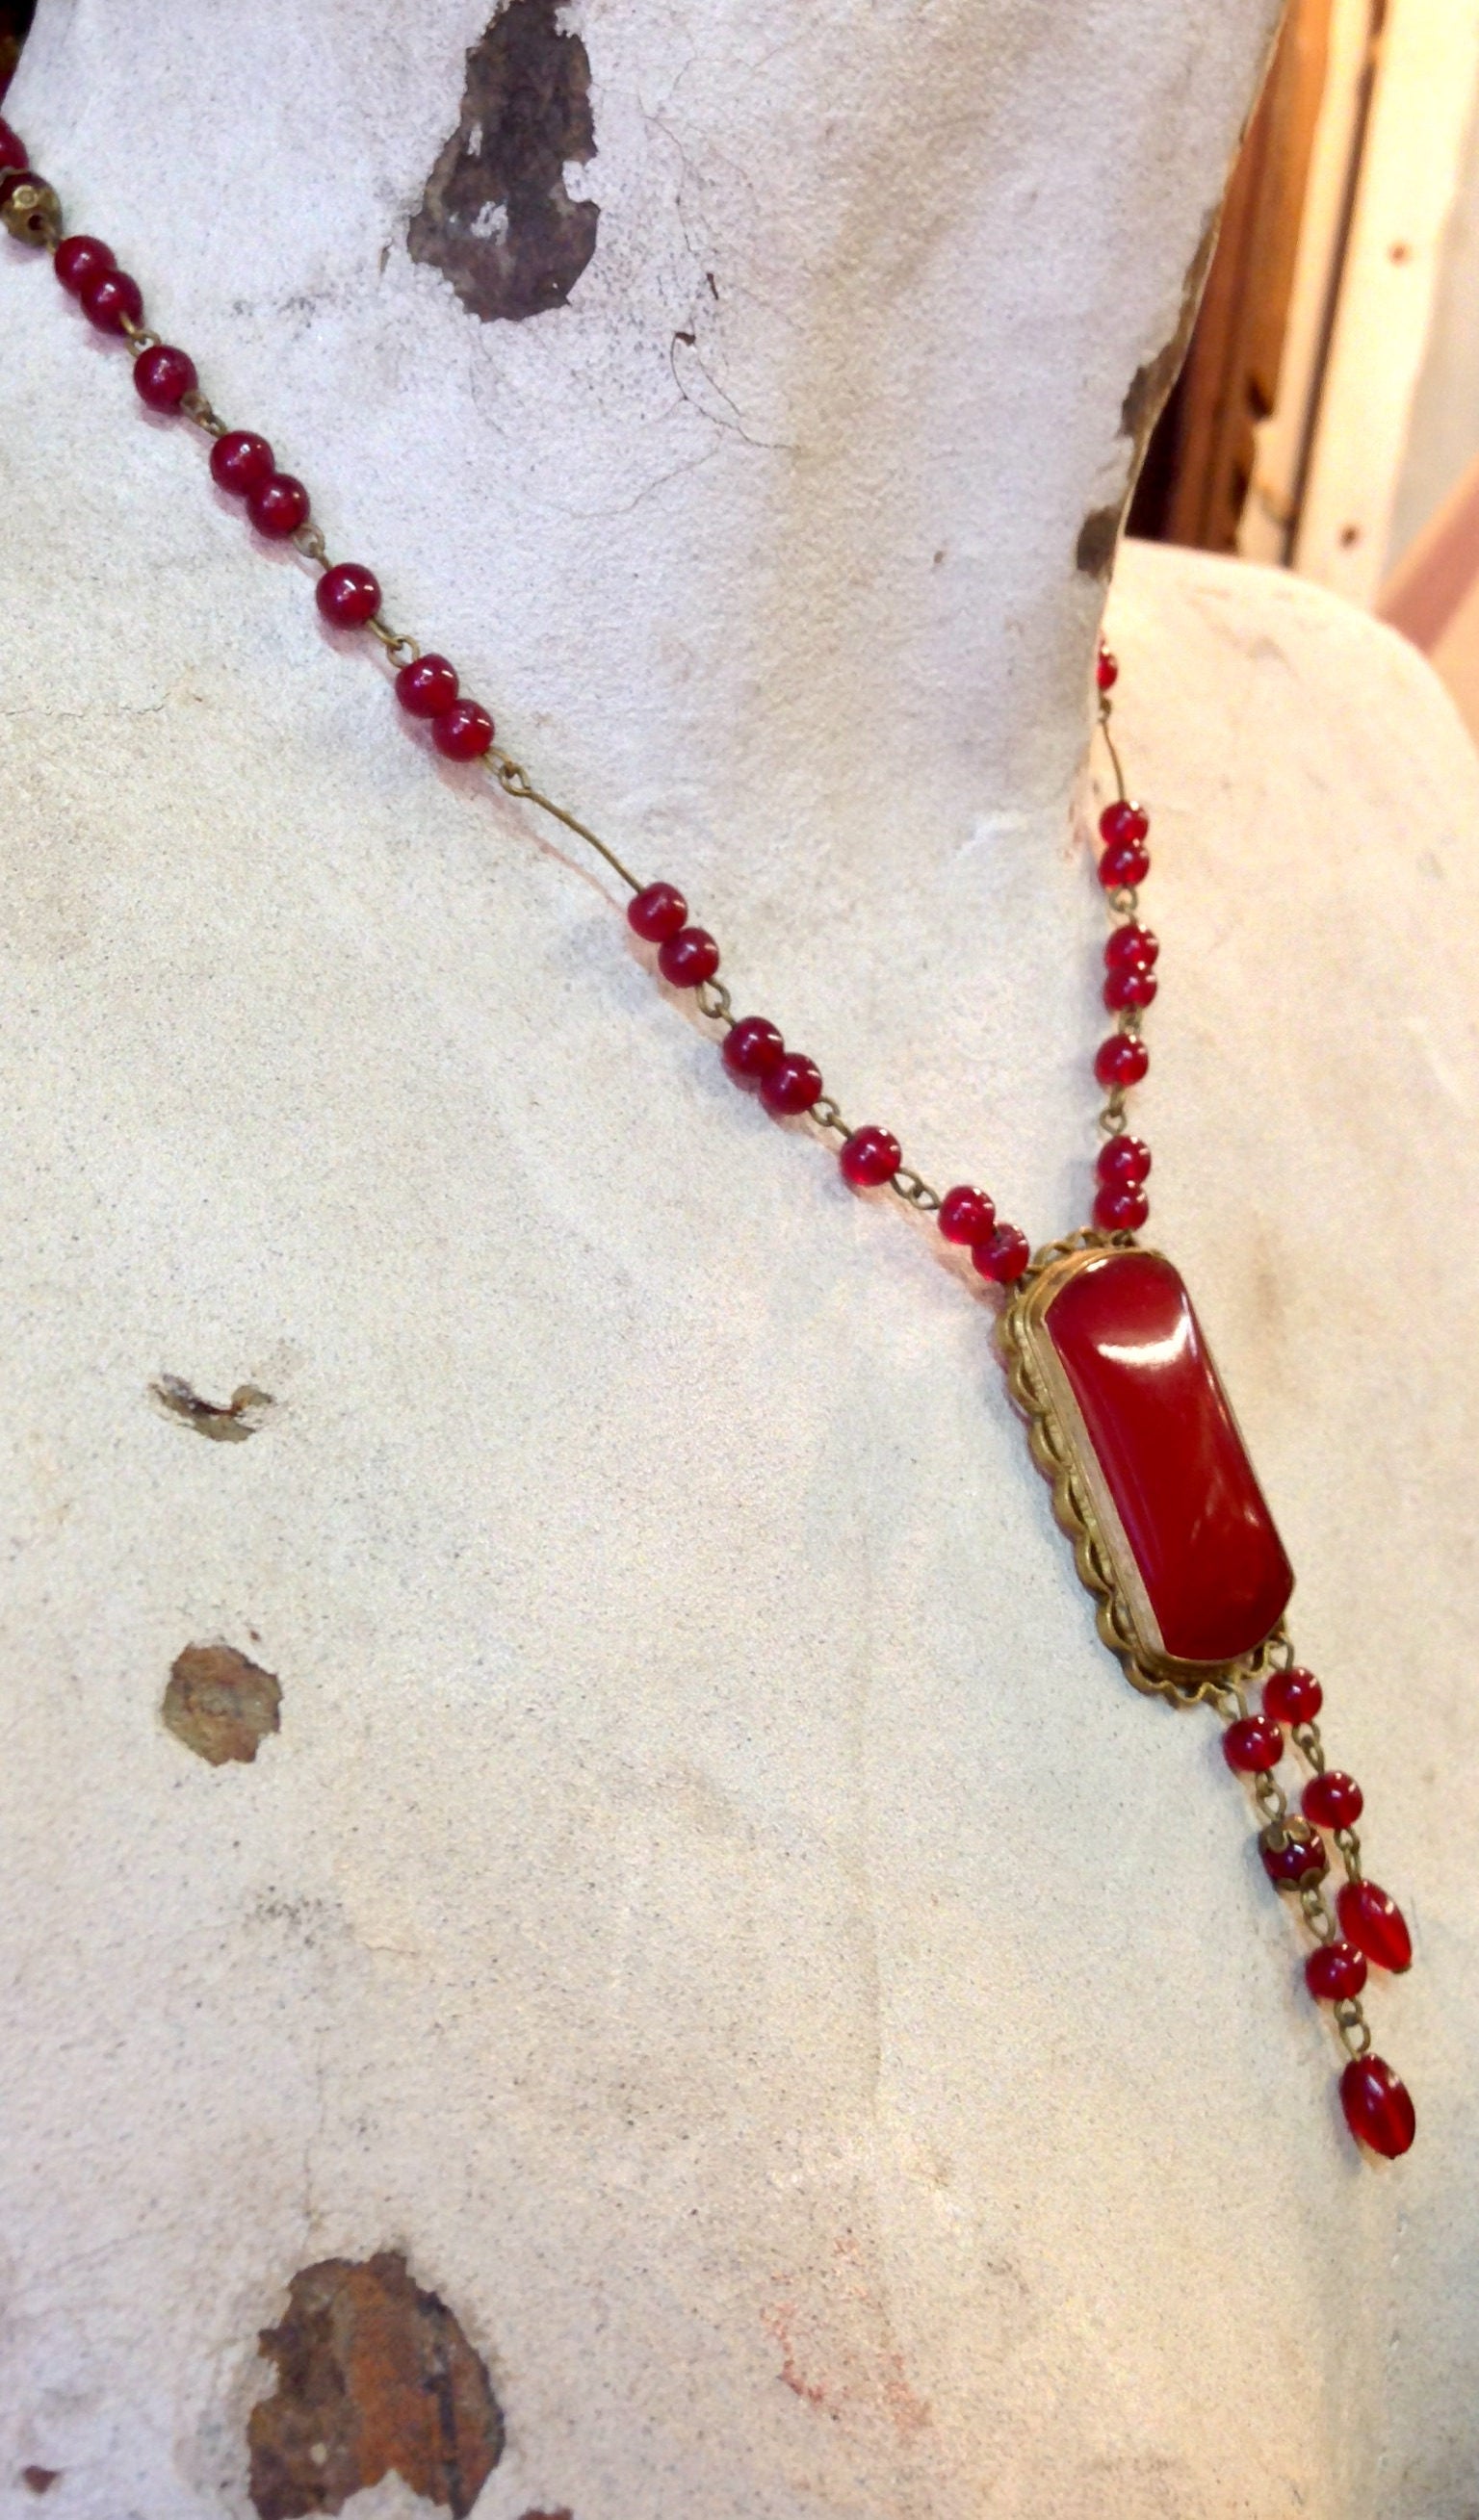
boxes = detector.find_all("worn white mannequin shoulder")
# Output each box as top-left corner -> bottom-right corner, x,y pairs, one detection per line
4,4 -> 1479,2515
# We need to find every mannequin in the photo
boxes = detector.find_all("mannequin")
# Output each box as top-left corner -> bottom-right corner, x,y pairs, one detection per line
4,2 -> 1479,2514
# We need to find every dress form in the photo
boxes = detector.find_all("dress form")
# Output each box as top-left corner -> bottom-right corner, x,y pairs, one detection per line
4,3 -> 1479,2514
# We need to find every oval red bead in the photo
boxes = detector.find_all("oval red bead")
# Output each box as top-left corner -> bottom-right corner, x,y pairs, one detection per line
1106,921 -> 1158,970
840,1126 -> 901,1190
658,926 -> 720,988
1100,837 -> 1152,890
1097,1135 -> 1151,1188
1095,1034 -> 1149,1089
628,882 -> 688,943
1336,1879 -> 1413,1973
1340,2055 -> 1415,2158
395,654 -> 459,718
939,1185 -> 996,1246
1096,647 -> 1119,691
316,562 -> 382,628
1260,1825 -> 1327,1887
1104,964 -> 1157,1012
1304,1770 -> 1364,1831
1264,1664 -> 1322,1726
247,473 -> 310,537
432,699 -> 495,760
1093,1183 -> 1148,1234
761,1053 -> 822,1117
210,428 -> 275,495
973,1225 -> 1031,1284
1224,1715 -> 1284,1775
0,116 -> 27,171
80,267 -> 143,332
721,1016 -> 784,1086
133,344 -> 197,411
1305,1939 -> 1367,2002
1100,800 -> 1149,846
55,234 -> 116,296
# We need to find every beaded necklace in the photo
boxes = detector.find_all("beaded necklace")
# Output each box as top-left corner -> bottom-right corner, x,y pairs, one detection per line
0,129 -> 1416,2159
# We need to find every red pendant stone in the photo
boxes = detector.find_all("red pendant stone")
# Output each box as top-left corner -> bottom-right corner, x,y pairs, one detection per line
1024,1249 -> 1294,1667
1340,2055 -> 1416,2158
1336,1879 -> 1413,1973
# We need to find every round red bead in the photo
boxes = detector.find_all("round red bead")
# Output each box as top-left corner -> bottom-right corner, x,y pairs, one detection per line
973,1225 -> 1030,1285
1096,647 -> 1119,691
0,117 -> 26,172
1223,1714 -> 1284,1775
1336,1879 -> 1413,1973
396,654 -> 459,718
1104,963 -> 1157,1012
132,344 -> 197,411
628,882 -> 688,943
1305,1939 -> 1367,2002
841,1126 -> 901,1190
80,267 -> 143,332
55,234 -> 116,296
1093,1183 -> 1148,1234
1106,921 -> 1158,970
316,562 -> 382,629
1095,1034 -> 1149,1090
1260,1825 -> 1327,1887
658,926 -> 720,988
432,699 -> 495,760
1340,2055 -> 1415,2158
1264,1664 -> 1322,1726
1099,836 -> 1151,890
1096,1135 -> 1151,1187
1304,1771 -> 1363,1831
1100,800 -> 1149,846
722,1016 -> 784,1087
939,1184 -> 996,1246
761,1053 -> 822,1118
210,429 -> 275,496
247,473 -> 310,537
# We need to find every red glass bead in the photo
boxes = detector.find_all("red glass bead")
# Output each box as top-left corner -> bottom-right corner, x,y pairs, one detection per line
1260,1825 -> 1327,1888
1264,1664 -> 1322,1726
628,882 -> 688,943
1336,1879 -> 1413,1973
1106,921 -> 1158,970
396,654 -> 459,718
210,429 -> 275,496
80,267 -> 143,332
1100,800 -> 1149,846
1099,836 -> 1152,890
1104,963 -> 1157,1012
840,1126 -> 901,1190
1094,1034 -> 1149,1089
973,1225 -> 1031,1285
247,473 -> 310,537
1093,1183 -> 1148,1234
432,699 -> 495,760
55,234 -> 115,296
1305,1939 -> 1367,2002
1097,1135 -> 1151,1188
132,344 -> 197,411
316,561 -> 382,629
1096,646 -> 1119,691
1303,1770 -> 1363,1831
658,926 -> 719,988
1224,1714 -> 1284,1775
939,1184 -> 996,1246
1340,2055 -> 1415,2158
722,1016 -> 784,1087
0,117 -> 26,171
761,1053 -> 822,1117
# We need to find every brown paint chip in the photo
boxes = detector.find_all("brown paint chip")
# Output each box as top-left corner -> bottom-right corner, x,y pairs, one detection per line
408,0 -> 599,321
152,1373 -> 272,1442
163,1643 -> 281,1766
248,2253 -> 503,2520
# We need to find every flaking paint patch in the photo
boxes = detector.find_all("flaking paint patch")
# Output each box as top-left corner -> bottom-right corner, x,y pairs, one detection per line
162,1642 -> 281,1765
151,1372 -> 273,1441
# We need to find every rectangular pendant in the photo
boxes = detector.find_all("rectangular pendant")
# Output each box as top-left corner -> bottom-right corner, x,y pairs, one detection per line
1002,1246 -> 1294,1684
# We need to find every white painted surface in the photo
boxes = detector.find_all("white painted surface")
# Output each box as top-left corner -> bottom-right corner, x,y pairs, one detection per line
4,5 -> 1479,2517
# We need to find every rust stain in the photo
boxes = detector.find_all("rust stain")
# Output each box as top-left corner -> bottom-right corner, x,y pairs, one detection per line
408,0 -> 599,322
163,1642 -> 281,1766
20,2472 -> 61,2497
248,2252 -> 504,2520
151,1372 -> 272,1442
